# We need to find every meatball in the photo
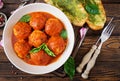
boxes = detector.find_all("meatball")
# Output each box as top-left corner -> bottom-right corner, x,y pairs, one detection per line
29,30 -> 47,47
42,12 -> 55,19
45,18 -> 64,36
47,36 -> 66,55
30,50 -> 52,65
13,22 -> 31,39
14,40 -> 31,58
29,12 -> 43,18
29,13 -> 46,30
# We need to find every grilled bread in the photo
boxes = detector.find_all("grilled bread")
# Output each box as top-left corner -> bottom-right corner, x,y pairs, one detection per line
85,0 -> 106,30
44,0 -> 88,26
44,0 -> 106,30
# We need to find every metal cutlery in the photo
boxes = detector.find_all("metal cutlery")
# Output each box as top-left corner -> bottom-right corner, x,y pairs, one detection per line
76,17 -> 115,79
76,17 -> 114,74
81,20 -> 115,79
11,0 -> 30,14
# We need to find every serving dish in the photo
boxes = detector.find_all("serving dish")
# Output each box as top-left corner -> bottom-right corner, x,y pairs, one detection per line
3,3 -> 74,74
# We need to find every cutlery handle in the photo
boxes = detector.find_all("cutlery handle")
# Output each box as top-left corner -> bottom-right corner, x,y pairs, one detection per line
11,2 -> 27,14
81,48 -> 101,79
76,45 -> 97,73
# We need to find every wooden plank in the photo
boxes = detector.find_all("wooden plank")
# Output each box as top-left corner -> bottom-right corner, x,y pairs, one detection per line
0,62 -> 55,77
3,0 -> 20,4
103,0 -> 120,4
0,62 -> 120,81
0,77 -> 120,81
1,4 -> 18,17
86,19 -> 120,36
1,0 -> 35,17
3,0 -> 35,4
104,4 -> 120,17
3,0 -> 120,4
2,0 -> 120,3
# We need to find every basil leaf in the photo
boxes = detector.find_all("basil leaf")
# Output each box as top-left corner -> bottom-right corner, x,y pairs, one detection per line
85,3 -> 99,15
60,29 -> 67,39
64,56 -> 75,80
29,44 -> 44,53
44,44 -> 56,57
29,43 -> 56,57
19,14 -> 31,22
29,47 -> 41,53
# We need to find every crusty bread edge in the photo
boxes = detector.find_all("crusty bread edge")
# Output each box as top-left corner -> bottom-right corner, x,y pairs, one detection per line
44,0 -> 88,27
44,0 -> 107,30
72,4 -> 88,27
86,0 -> 107,30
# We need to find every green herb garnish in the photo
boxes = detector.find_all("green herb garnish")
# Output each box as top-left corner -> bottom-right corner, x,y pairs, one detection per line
30,43 -> 56,57
84,0 -> 99,15
19,14 -> 31,22
64,56 -> 75,80
85,4 -> 99,15
60,29 -> 67,39
43,44 -> 56,57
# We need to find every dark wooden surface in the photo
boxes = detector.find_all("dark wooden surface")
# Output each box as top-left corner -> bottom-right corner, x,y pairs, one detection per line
0,0 -> 120,81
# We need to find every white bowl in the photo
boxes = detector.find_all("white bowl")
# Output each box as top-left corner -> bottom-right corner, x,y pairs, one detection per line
3,3 -> 75,74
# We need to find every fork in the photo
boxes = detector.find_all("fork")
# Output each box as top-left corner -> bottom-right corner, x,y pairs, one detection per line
81,19 -> 115,79
76,17 -> 114,73
11,0 -> 30,14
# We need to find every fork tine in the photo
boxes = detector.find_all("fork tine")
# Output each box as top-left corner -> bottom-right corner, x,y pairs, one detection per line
102,17 -> 114,33
105,24 -> 113,33
104,24 -> 115,37
107,17 -> 114,26
108,24 -> 115,35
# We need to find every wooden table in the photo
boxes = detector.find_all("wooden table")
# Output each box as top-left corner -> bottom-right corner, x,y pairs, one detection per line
0,0 -> 120,81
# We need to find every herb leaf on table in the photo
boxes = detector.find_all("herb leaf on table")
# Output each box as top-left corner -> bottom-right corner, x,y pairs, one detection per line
64,56 -> 75,80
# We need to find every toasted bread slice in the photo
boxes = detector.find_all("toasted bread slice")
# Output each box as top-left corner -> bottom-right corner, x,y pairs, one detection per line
44,0 -> 88,26
86,0 -> 106,30
45,0 -> 106,30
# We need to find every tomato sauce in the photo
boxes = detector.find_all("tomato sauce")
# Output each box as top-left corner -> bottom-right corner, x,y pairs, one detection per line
12,12 -> 68,66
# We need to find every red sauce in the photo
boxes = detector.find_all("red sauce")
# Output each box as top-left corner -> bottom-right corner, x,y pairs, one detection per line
12,12 -> 67,66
